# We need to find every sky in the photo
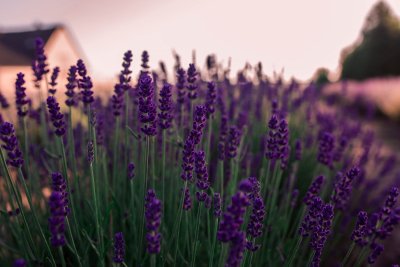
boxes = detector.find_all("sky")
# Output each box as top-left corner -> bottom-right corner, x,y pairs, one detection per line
1,0 -> 400,81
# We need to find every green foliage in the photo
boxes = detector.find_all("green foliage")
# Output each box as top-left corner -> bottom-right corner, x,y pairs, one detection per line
341,1 -> 400,80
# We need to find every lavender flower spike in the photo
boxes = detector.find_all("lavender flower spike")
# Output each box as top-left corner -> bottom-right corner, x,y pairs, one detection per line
351,211 -> 368,247
46,96 -> 66,136
187,63 -> 198,100
48,191 -> 67,247
77,59 -> 94,105
145,189 -> 162,254
0,122 -> 24,168
190,105 -> 207,145
138,72 -> 157,136
113,232 -> 125,263
15,73 -> 29,117
49,66 -> 60,95
65,66 -> 78,107
158,82 -> 173,130
33,37 -> 49,82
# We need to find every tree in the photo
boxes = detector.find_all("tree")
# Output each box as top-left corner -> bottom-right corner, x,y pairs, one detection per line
340,1 -> 400,80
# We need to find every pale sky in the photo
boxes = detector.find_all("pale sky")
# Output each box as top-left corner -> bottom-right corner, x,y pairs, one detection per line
1,0 -> 400,81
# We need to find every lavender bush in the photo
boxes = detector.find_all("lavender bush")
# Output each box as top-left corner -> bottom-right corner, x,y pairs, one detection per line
0,42 -> 399,267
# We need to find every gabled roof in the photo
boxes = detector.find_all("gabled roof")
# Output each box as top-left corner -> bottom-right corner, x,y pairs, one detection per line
0,26 -> 59,66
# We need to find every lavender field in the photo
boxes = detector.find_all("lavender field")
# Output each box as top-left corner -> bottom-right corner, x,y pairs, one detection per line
0,37 -> 399,267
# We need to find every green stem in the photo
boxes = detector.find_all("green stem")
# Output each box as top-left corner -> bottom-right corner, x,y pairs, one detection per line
285,237 -> 302,267
89,162 -> 104,266
191,203 -> 202,267
58,247 -> 67,267
341,242 -> 355,267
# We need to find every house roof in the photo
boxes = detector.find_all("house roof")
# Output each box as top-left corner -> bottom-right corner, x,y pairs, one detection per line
0,26 -> 59,66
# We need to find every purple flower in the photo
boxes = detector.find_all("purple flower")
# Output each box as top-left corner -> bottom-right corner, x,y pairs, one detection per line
49,66 -> 60,95
183,187 -> 192,211
113,232 -> 125,263
127,162 -> 135,180
226,126 -> 241,159
51,172 -> 70,215
0,122 -> 24,168
181,135 -> 195,181
141,50 -> 150,72
120,50 -> 133,91
382,187 -> 399,216
77,59 -> 94,105
65,66 -> 78,107
158,82 -> 173,130
138,72 -> 157,136
368,243 -> 384,264
187,64 -> 198,100
310,203 -> 334,267
190,105 -> 207,145
265,114 -> 279,160
351,211 -> 368,246
33,38 -> 49,82
111,84 -> 124,116
13,259 -> 26,267
246,196 -> 265,241
217,191 -> 250,242
205,81 -> 217,117
213,193 -> 222,217
299,196 -> 323,237
225,231 -> 246,267
277,119 -> 290,169
0,92 -> 10,109
176,68 -> 186,104
317,131 -> 335,168
145,189 -> 162,254
87,140 -> 94,164
46,96 -> 66,136
195,150 -> 210,192
15,73 -> 29,117
331,167 -> 360,211
218,114 -> 228,161
48,191 -> 67,247
303,176 -> 324,206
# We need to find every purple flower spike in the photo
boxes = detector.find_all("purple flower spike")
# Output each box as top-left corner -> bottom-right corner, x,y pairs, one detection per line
246,196 -> 265,240
145,189 -> 162,254
213,193 -> 222,217
46,96 -> 66,136
48,191 -> 67,247
0,92 -> 10,109
195,150 -> 210,191
331,167 -> 360,211
303,176 -> 324,206
65,66 -> 78,107
310,203 -> 334,267
205,81 -> 217,117
176,68 -> 186,104
217,191 -> 250,242
382,187 -> 399,216
368,243 -> 384,264
13,259 -> 26,267
226,126 -> 242,159
51,172 -> 70,215
127,162 -> 135,180
190,105 -> 207,145
113,232 -> 125,263
317,131 -> 335,168
0,122 -> 24,168
141,50 -> 150,72
77,59 -> 94,105
181,135 -> 195,181
225,231 -> 247,267
87,140 -> 94,164
33,37 -> 49,82
15,73 -> 29,117
138,72 -> 157,136
49,66 -> 60,95
183,187 -> 192,211
351,211 -> 368,247
187,63 -> 198,100
265,114 -> 279,160
158,82 -> 173,130
299,196 -> 323,237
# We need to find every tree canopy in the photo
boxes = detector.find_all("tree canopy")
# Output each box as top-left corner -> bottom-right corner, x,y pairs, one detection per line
340,1 -> 400,80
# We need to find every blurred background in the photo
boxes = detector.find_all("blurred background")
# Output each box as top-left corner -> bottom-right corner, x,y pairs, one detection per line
2,0 -> 400,123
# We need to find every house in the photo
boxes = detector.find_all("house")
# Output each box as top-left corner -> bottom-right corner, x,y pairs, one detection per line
0,24 -> 85,108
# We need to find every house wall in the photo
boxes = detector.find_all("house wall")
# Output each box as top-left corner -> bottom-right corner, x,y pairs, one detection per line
0,28 -> 82,120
